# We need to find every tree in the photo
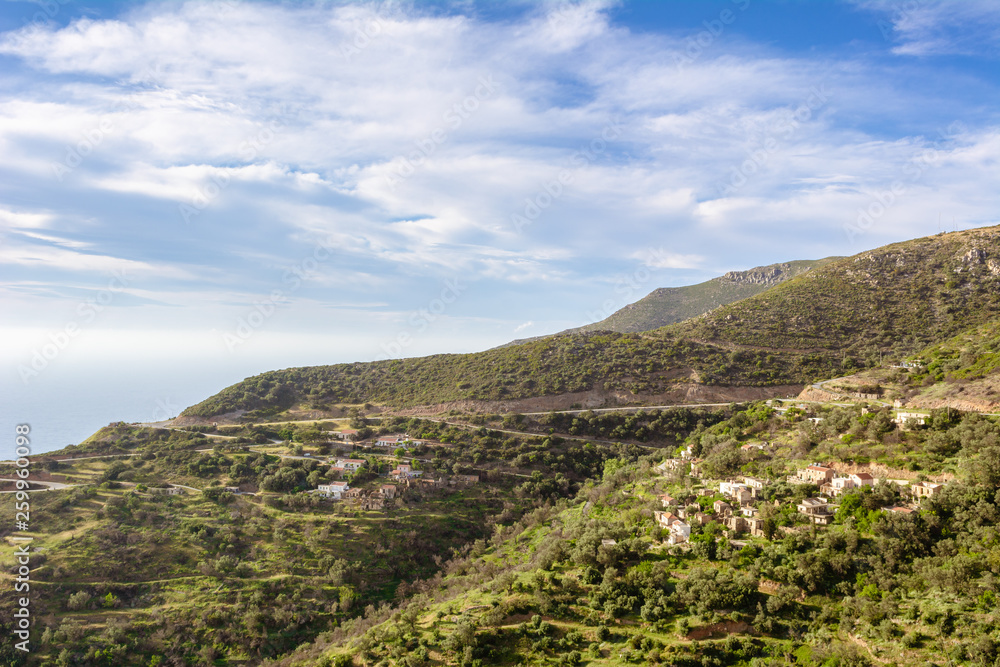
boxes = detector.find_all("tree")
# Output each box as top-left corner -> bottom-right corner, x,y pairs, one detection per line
66,591 -> 91,611
674,567 -> 757,615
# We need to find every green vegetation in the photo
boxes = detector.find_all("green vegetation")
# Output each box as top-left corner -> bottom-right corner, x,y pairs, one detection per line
677,228 -> 1000,366
10,226 -> 1000,665
572,259 -> 837,334
273,404 -> 1000,667
184,227 -> 1000,421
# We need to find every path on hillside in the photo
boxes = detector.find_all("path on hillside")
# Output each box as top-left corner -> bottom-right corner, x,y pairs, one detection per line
151,418 -> 660,451
516,402 -> 733,416
0,478 -> 78,492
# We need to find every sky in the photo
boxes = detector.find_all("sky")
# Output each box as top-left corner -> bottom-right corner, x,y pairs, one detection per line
1,0 -> 999,439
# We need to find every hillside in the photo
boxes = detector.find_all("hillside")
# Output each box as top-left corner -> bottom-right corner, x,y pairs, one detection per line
799,319 -> 1000,412
268,400 -> 1000,667
181,226 -> 1000,422
0,416 -> 655,665
570,259 -> 836,334
676,227 -> 1000,363
7,385 -> 1000,664
179,333 -> 812,421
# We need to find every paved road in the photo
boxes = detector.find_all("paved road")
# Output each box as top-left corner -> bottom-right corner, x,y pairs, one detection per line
516,402 -> 736,416
166,483 -> 202,493
0,478 -> 78,493
137,424 -> 239,440
0,452 -> 142,465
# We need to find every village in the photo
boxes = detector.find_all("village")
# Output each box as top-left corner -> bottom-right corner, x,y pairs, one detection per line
133,430 -> 482,510
650,447 -> 946,547
283,430 -> 481,511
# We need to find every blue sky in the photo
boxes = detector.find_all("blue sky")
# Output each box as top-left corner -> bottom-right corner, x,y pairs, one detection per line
2,0 -> 999,387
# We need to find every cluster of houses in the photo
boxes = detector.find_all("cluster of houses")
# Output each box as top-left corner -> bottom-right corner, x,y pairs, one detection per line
653,457 -> 948,545
317,481 -> 398,510
310,453 -> 480,508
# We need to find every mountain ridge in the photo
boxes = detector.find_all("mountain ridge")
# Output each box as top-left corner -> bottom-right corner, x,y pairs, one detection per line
568,258 -> 839,335
180,226 -> 1000,422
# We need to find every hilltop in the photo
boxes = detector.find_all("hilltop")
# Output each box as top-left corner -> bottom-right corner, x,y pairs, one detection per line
677,227 -> 1000,361
180,226 -> 1000,422
569,259 -> 837,334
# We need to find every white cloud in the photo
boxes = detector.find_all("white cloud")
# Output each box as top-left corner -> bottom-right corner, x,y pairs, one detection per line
0,240 -> 194,279
0,207 -> 53,230
855,0 -> 1000,56
1,0 -> 999,349
87,161 -> 327,201
633,249 -> 704,270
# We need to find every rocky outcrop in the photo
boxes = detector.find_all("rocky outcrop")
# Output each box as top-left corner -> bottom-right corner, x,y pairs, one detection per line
721,263 -> 796,286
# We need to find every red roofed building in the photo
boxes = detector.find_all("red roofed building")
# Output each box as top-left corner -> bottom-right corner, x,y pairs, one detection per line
850,473 -> 875,487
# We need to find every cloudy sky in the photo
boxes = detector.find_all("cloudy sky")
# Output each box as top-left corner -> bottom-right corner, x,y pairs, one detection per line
2,0 -> 999,381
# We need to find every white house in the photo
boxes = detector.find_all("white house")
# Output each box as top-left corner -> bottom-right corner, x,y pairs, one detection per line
658,494 -> 677,508
656,459 -> 683,472
721,482 -> 752,504
318,481 -> 350,499
654,510 -> 691,545
391,463 -> 423,479
377,435 -> 407,448
894,412 -> 927,428
334,458 -> 366,472
911,481 -> 944,499
796,498 -> 833,525
669,520 -> 691,545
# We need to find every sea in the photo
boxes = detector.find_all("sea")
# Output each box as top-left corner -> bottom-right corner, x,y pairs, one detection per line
0,358 -> 262,459
0,340 -> 381,459
1,329 -> 491,460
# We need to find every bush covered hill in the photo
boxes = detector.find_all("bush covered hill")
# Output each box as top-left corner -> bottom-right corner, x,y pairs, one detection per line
802,318 -> 1000,413
677,226 -> 1000,361
568,259 -> 837,335
267,399 -> 1000,667
9,387 -> 1000,665
181,333 -> 811,420
181,226 -> 1000,421
0,414 -> 659,665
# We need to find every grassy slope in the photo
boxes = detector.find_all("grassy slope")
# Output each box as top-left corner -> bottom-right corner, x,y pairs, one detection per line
276,408 -> 1000,667
275,401 -> 1000,667
827,319 -> 1000,411
675,227 -> 1000,359
181,333 -> 813,419
571,259 -> 837,334
183,226 -> 1000,420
